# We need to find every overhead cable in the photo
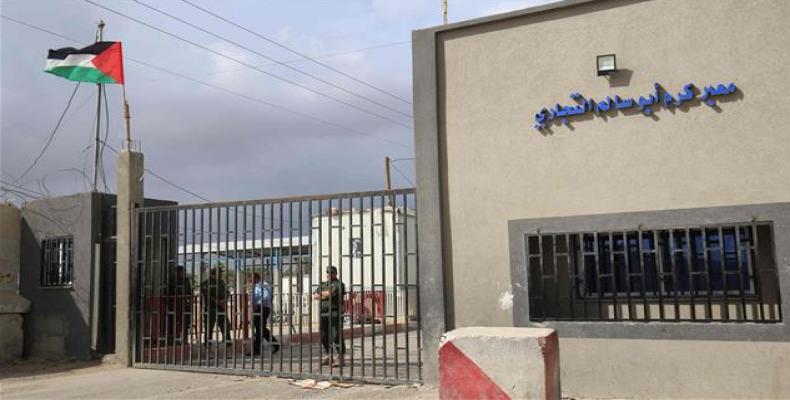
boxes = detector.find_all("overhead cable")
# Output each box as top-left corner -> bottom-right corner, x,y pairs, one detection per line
83,0 -> 413,129
101,143 -> 212,202
181,0 -> 413,105
138,0 -> 412,116
391,163 -> 414,186
0,15 -> 413,149
0,179 -> 47,198
145,39 -> 411,82
127,58 -> 413,148
12,82 -> 82,186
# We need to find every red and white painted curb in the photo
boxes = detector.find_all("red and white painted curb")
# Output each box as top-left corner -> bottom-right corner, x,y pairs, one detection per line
438,327 -> 560,400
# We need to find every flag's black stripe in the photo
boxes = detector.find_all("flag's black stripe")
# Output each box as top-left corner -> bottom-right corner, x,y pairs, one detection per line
47,41 -> 116,60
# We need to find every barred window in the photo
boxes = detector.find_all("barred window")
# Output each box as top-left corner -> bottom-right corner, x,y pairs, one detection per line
579,228 -> 754,296
41,236 -> 74,287
526,223 -> 781,322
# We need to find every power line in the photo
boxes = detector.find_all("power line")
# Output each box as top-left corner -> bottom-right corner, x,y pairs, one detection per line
62,90 -> 98,127
390,162 -> 414,186
2,16 -> 410,209
0,179 -> 47,198
84,0 -> 413,129
12,82 -> 82,186
0,14 -> 413,149
101,143 -> 212,202
142,39 -> 411,82
145,168 -> 211,202
1,171 -> 17,180
138,0 -> 411,117
0,15 -> 82,43
306,40 -> 410,58
124,57 -> 413,149
181,0 -> 412,106
0,190 -> 84,231
4,132 -> 205,206
0,187 -> 39,203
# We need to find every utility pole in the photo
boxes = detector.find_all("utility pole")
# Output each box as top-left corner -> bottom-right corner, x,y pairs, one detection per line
443,0 -> 448,25
385,156 -> 394,207
92,19 -> 105,193
385,156 -> 392,191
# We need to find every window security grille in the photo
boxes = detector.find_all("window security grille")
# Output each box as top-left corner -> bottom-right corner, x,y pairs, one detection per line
526,223 -> 782,322
41,236 -> 74,287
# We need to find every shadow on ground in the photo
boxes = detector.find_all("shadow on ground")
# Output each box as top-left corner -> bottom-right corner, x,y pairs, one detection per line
0,361 -> 436,400
0,359 -> 114,380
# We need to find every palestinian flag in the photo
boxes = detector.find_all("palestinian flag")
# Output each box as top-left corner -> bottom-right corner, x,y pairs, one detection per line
45,42 -> 124,84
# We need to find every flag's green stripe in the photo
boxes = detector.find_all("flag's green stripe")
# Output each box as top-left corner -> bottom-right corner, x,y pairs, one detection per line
45,65 -> 117,84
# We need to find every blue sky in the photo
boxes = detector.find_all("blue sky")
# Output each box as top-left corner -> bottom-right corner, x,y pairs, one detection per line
1,0 -> 552,204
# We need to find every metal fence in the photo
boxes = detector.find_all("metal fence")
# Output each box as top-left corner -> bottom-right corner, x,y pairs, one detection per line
526,222 -> 782,322
132,189 -> 421,384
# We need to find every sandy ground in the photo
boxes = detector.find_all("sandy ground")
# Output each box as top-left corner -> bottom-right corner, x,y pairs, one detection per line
0,360 -> 438,400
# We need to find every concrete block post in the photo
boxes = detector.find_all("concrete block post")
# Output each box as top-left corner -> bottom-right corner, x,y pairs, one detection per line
115,150 -> 143,366
439,327 -> 560,400
0,203 -> 32,362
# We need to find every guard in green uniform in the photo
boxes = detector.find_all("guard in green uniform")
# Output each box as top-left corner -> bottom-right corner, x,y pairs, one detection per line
312,266 -> 345,367
200,267 -> 229,346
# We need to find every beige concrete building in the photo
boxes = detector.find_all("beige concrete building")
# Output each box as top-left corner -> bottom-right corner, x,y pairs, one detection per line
413,0 -> 790,397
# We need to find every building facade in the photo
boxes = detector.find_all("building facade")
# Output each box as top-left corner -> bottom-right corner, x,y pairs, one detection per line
19,193 -> 174,360
413,0 -> 790,397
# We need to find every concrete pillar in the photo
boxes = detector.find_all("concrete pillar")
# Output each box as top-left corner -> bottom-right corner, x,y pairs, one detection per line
0,202 -> 32,362
115,150 -> 143,366
439,327 -> 560,400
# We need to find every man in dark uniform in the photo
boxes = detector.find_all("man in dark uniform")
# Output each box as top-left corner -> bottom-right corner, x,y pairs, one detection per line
200,267 -> 229,346
168,266 -> 192,344
312,266 -> 345,367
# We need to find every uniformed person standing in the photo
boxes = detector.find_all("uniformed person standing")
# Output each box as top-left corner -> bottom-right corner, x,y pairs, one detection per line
200,267 -> 230,346
312,266 -> 345,367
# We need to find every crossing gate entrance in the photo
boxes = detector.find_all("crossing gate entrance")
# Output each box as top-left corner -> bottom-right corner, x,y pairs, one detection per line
131,189 -> 421,384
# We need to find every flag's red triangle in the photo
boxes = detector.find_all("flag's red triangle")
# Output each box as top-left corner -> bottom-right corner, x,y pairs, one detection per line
91,42 -> 124,84
439,341 -> 510,400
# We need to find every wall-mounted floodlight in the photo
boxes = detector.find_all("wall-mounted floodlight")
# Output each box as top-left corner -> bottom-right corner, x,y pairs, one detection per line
596,54 -> 617,76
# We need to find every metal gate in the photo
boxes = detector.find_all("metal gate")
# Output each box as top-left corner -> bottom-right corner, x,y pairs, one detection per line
132,189 -> 421,384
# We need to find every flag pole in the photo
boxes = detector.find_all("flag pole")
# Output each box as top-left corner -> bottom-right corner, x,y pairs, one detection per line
122,85 -> 131,150
92,19 -> 105,193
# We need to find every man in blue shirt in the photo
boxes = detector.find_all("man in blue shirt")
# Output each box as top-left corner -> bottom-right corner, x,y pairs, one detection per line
251,272 -> 279,355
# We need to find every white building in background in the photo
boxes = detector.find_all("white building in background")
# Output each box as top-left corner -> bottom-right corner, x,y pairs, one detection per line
311,206 -> 418,318
173,205 -> 418,320
177,235 -> 313,323
176,236 -> 311,293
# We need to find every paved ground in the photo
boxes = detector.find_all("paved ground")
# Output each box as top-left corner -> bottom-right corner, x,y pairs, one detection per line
143,329 -> 420,382
0,361 -> 437,400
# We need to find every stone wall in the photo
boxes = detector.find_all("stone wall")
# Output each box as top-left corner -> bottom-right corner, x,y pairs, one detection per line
0,202 -> 31,362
